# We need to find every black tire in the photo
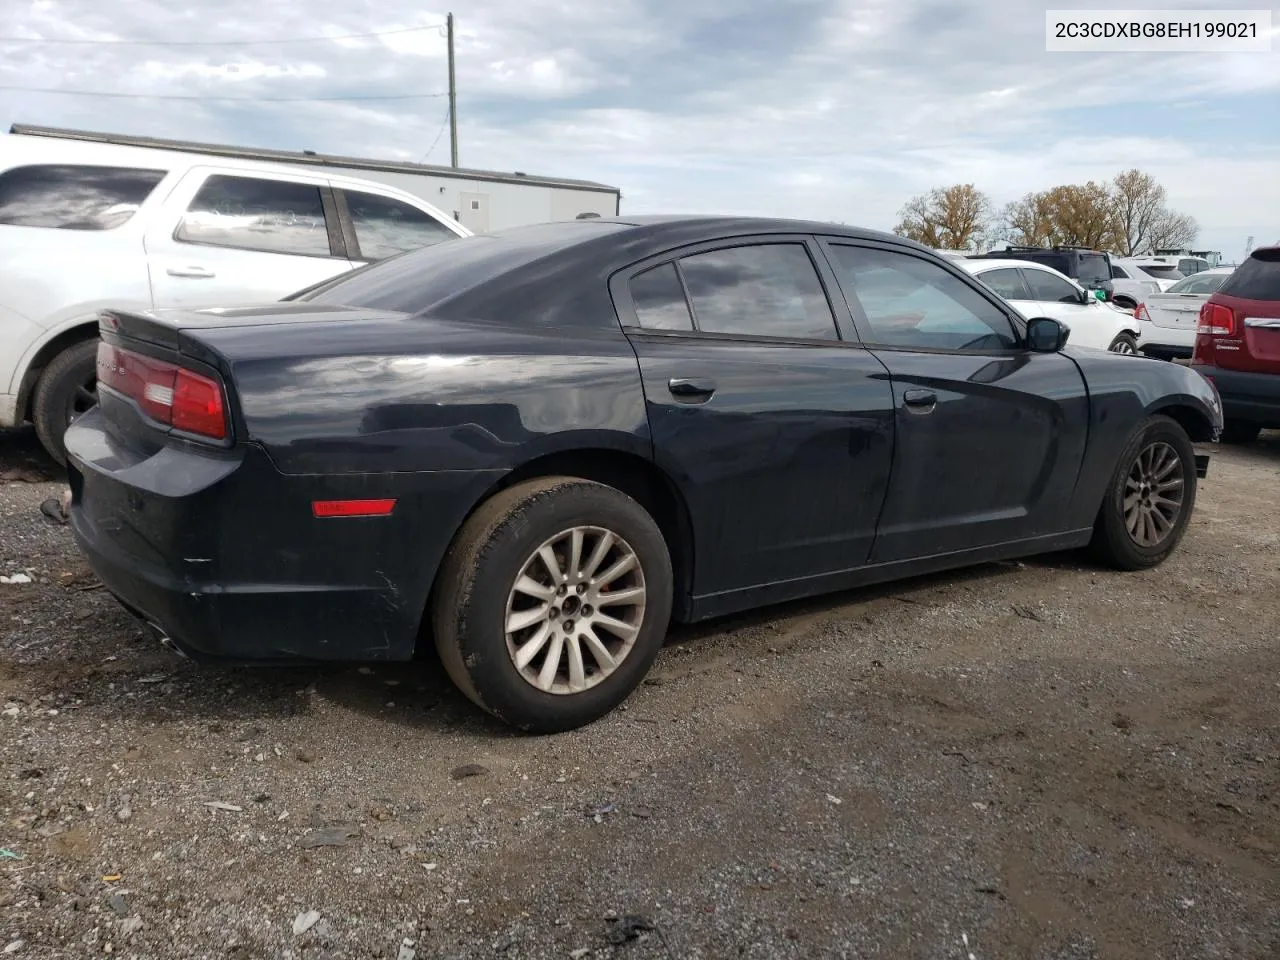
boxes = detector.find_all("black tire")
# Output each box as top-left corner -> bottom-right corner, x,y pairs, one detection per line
1107,332 -> 1139,355
431,476 -> 673,733
32,339 -> 99,466
1089,414 -> 1197,571
1219,420 -> 1261,445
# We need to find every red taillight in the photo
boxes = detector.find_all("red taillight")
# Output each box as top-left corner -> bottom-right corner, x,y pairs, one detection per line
1197,302 -> 1237,337
96,342 -> 228,440
1134,303 -> 1150,321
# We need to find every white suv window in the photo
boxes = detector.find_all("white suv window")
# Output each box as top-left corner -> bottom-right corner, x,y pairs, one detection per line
341,189 -> 457,261
175,174 -> 334,258
0,164 -> 167,230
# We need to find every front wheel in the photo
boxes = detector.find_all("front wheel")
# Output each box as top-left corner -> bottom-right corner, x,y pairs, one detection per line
1108,332 -> 1139,355
1089,414 -> 1196,571
431,477 -> 673,733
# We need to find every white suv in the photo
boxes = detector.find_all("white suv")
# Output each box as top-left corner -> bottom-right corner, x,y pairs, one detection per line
959,258 -> 1141,353
0,135 -> 470,462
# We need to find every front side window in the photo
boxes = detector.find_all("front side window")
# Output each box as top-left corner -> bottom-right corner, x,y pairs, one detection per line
175,174 -> 332,257
827,245 -> 1018,351
343,190 -> 457,260
978,267 -> 1033,301
676,243 -> 837,340
0,164 -> 166,230
1111,265 -> 1130,279
1024,268 -> 1081,304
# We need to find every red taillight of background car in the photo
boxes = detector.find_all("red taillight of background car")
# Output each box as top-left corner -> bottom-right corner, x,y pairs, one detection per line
1134,302 -> 1150,321
1197,302 -> 1237,337
96,342 -> 228,440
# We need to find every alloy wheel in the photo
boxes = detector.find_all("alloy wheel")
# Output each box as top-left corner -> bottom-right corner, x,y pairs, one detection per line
1123,441 -> 1184,547
504,525 -> 647,695
67,376 -> 98,426
1111,339 -> 1138,355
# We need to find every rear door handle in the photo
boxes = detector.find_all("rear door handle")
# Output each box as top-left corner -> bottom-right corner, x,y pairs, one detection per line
166,266 -> 215,279
903,389 -> 937,413
668,377 -> 717,400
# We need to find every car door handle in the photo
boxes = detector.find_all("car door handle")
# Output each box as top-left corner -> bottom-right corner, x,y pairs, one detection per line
668,377 -> 717,400
166,266 -> 215,278
903,389 -> 937,413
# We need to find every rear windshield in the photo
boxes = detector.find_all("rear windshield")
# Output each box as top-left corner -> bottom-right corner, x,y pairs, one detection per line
1139,264 -> 1184,280
1076,254 -> 1110,287
1219,250 -> 1280,301
296,220 -> 629,313
1167,272 -> 1228,295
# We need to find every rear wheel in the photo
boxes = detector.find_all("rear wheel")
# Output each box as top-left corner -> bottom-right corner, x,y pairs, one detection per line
432,477 -> 673,733
1089,414 -> 1196,570
1108,332 -> 1139,355
1220,420 -> 1261,444
32,339 -> 99,466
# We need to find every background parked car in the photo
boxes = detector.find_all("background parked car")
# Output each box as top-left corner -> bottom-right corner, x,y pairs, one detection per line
969,245 -> 1115,301
1109,258 -> 1165,309
63,216 -> 1221,732
960,258 -> 1141,353
0,133 -> 472,463
1128,255 -> 1208,290
1135,267 -> 1235,361
1191,246 -> 1280,443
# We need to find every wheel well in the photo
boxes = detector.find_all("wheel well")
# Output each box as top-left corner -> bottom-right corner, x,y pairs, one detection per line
16,323 -> 99,423
484,449 -> 696,620
1156,403 -> 1215,442
1113,296 -> 1136,309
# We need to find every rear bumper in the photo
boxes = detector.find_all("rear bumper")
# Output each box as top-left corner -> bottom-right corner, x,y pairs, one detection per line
1190,364 -> 1280,427
1136,322 -> 1195,358
65,408 -> 499,664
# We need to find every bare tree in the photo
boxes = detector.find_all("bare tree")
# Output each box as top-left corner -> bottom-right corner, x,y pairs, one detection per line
1043,182 -> 1118,250
1111,169 -> 1167,256
894,184 -> 994,250
1146,210 -> 1199,251
1002,191 -> 1057,247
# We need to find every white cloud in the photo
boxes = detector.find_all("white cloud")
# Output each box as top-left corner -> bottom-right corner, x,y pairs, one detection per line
1,0 -> 1276,255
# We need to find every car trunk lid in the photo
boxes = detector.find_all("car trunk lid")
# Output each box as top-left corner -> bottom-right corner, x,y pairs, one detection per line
1143,293 -> 1208,330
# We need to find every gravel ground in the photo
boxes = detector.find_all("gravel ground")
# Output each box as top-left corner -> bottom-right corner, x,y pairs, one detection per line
2,426 -> 1279,960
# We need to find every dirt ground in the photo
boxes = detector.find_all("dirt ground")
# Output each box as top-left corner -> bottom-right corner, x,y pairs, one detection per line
1,426 -> 1278,960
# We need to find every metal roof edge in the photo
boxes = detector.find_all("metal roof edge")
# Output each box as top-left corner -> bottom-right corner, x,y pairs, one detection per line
7,122 -> 622,195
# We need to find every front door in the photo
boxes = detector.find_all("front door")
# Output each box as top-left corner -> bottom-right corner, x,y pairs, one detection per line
144,167 -> 353,309
1021,265 -> 1117,351
818,239 -> 1091,564
612,237 -> 896,602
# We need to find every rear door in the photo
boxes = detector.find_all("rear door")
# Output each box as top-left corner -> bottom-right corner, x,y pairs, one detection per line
973,266 -> 1038,318
612,235 -> 895,601
144,167 -> 353,308
818,239 -> 1090,563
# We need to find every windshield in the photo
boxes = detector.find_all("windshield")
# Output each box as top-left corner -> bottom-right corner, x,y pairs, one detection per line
297,220 -> 629,313
1076,254 -> 1110,287
1138,264 -> 1184,280
1167,273 -> 1228,295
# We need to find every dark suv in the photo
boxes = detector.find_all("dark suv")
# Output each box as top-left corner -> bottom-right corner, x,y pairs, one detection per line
971,245 -> 1114,300
1191,246 -> 1280,443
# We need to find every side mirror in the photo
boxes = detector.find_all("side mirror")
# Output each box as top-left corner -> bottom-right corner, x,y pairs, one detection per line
1027,316 -> 1069,352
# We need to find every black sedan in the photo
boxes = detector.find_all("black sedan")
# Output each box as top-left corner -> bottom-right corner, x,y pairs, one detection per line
65,216 -> 1224,732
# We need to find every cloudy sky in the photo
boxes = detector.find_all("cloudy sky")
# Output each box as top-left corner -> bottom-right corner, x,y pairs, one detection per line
3,0 -> 1278,259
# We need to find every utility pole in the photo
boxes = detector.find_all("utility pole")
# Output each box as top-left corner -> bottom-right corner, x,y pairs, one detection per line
447,12 -> 458,168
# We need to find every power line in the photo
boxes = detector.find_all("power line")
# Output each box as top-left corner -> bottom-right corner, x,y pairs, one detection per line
0,22 -> 445,47
419,103 -> 452,162
0,85 -> 448,102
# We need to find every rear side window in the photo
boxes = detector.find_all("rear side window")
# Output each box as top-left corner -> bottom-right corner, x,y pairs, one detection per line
629,263 -> 693,331
676,243 -> 837,340
0,164 -> 166,230
176,174 -> 333,257
1220,252 -> 1280,301
342,189 -> 457,261
1140,264 -> 1183,280
1111,265 -> 1130,279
